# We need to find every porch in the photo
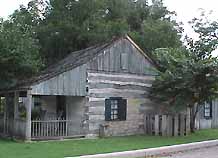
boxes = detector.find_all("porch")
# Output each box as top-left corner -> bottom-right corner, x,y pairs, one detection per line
0,90 -> 86,140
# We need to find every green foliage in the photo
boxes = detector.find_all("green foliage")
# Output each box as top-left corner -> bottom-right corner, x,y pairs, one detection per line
151,48 -> 218,109
0,1 -> 44,89
151,13 -> 218,108
130,19 -> 182,54
37,0 -> 182,65
187,11 -> 218,59
0,0 -> 182,88
150,13 -> 218,131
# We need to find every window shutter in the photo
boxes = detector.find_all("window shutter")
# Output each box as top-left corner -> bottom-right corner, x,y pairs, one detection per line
105,99 -> 111,121
210,101 -> 213,118
118,99 -> 127,121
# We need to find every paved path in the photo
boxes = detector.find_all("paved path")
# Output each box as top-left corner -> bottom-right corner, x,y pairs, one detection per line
163,145 -> 218,158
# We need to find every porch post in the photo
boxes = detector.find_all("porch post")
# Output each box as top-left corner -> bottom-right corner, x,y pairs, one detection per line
13,91 -> 19,136
14,92 -> 19,119
25,90 -> 32,141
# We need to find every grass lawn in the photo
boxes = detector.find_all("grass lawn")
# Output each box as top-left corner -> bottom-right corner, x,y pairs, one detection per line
1,129 -> 218,158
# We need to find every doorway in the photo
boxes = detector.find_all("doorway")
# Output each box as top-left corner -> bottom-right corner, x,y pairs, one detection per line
56,96 -> 66,119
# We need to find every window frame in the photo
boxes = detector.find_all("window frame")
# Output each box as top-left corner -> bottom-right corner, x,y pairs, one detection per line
120,53 -> 128,70
0,97 -> 4,114
110,99 -> 119,120
204,101 -> 212,119
105,97 -> 127,121
33,96 -> 42,108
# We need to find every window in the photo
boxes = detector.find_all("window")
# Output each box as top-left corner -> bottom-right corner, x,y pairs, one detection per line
0,97 -> 4,114
120,53 -> 128,70
110,100 -> 119,120
105,97 -> 127,121
34,96 -> 42,107
204,101 -> 212,118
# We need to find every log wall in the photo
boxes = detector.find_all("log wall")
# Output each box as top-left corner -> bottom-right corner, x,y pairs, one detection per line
86,71 -> 163,137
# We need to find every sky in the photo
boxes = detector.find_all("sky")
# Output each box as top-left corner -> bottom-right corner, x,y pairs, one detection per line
164,0 -> 218,38
0,0 -> 30,18
0,0 -> 218,54
163,0 -> 218,56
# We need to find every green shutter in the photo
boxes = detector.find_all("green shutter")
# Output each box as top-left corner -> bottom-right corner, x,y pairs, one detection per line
210,101 -> 213,118
105,99 -> 111,121
118,99 -> 127,121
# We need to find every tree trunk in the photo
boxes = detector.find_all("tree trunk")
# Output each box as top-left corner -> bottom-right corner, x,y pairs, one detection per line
190,109 -> 195,133
190,104 -> 198,133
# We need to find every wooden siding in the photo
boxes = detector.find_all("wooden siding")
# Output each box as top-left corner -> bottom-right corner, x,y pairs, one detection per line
30,65 -> 87,96
66,96 -> 86,136
212,100 -> 218,128
87,38 -> 156,75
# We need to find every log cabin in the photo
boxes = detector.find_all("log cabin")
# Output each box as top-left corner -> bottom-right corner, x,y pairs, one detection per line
0,35 -> 216,140
0,35 -> 159,140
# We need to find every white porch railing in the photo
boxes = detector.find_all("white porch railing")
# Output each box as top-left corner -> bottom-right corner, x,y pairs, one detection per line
31,119 -> 72,139
1,117 -> 84,139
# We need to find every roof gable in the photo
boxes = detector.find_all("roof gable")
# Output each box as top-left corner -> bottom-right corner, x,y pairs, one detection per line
87,35 -> 156,75
15,35 -> 155,89
125,35 -> 155,66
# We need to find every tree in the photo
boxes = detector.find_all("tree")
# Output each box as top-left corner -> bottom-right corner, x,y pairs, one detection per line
0,0 -> 183,89
150,14 -> 218,133
37,0 -> 182,65
0,4 -> 42,89
187,11 -> 218,59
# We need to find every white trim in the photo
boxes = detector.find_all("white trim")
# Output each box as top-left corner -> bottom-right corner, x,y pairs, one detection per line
88,72 -> 155,81
88,79 -> 152,87
89,88 -> 146,94
88,97 -> 105,102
